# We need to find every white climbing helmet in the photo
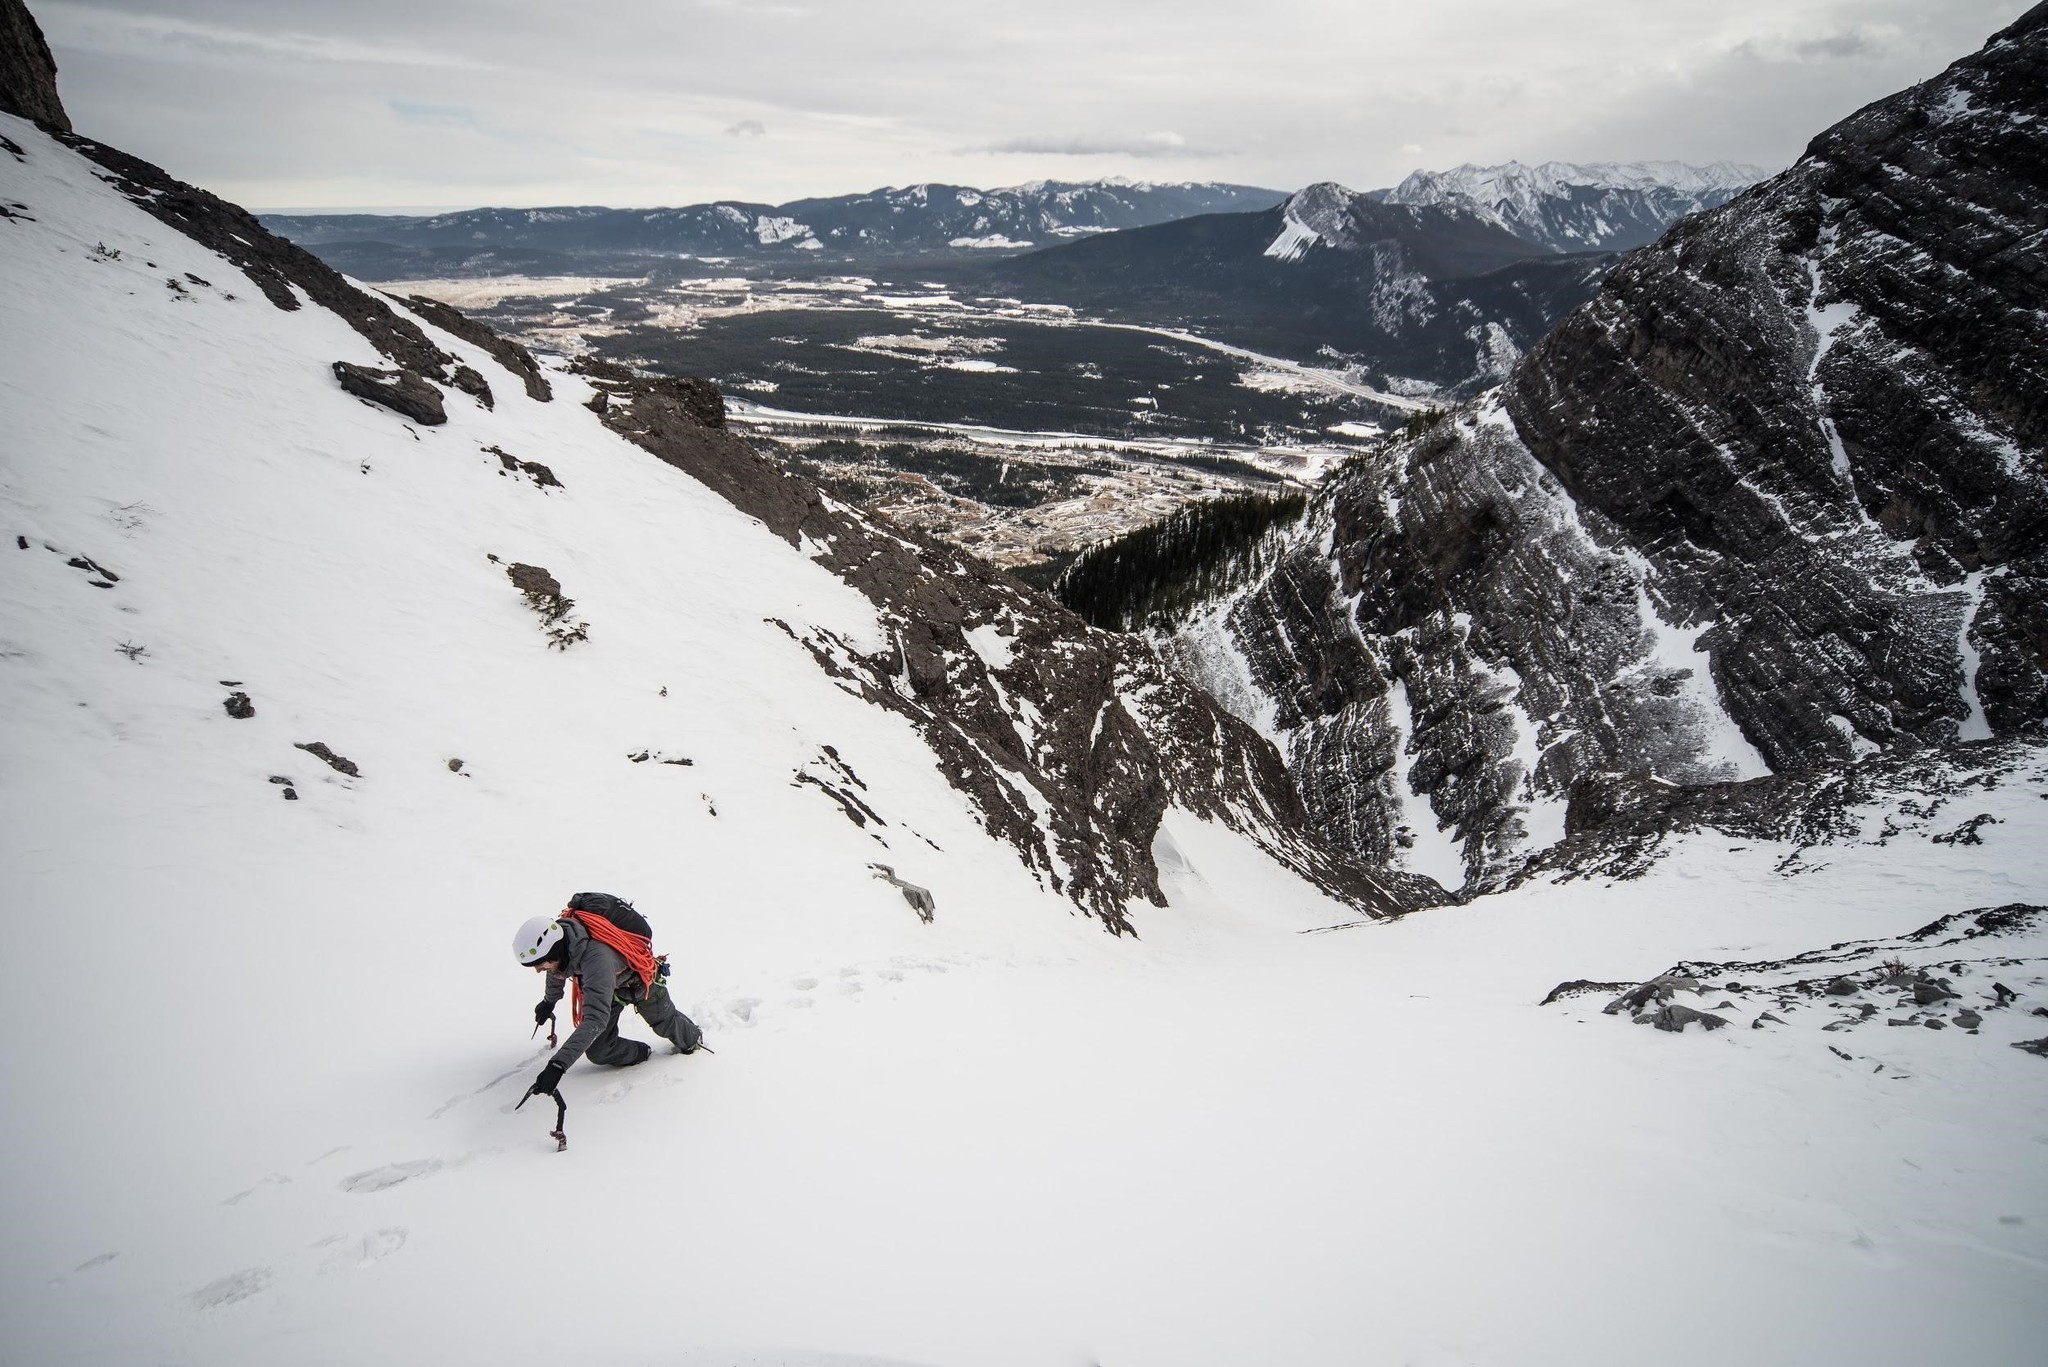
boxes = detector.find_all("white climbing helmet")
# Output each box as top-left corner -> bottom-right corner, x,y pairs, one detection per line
512,915 -> 566,966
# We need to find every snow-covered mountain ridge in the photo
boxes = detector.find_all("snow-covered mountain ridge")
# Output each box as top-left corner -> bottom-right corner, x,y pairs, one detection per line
1376,158 -> 1777,254
1374,158 -> 1767,251
259,178 -> 1286,271
980,184 -> 1614,393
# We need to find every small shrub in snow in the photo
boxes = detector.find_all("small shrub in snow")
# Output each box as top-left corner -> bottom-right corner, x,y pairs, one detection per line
504,562 -> 590,650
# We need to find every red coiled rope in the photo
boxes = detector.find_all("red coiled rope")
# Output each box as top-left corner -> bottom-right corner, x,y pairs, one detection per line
559,908 -> 660,1024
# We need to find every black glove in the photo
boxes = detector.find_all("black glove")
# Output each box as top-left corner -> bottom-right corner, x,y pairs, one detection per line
533,1000 -> 555,1026
530,1059 -> 567,1097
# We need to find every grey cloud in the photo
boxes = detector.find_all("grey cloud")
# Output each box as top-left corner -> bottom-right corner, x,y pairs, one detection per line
49,5 -> 499,71
1731,25 -> 1904,64
974,132 -> 1212,159
726,119 -> 766,137
1795,30 -> 1886,59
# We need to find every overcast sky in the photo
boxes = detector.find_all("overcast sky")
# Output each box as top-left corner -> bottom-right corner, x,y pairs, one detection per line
33,0 -> 2036,212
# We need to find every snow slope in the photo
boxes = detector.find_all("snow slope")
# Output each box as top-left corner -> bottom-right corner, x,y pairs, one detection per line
3,111 -> 2047,1367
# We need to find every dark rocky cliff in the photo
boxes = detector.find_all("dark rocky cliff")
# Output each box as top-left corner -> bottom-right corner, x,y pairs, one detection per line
1505,0 -> 2048,763
1155,8 -> 2047,891
0,0 -> 66,131
1160,405 -> 1765,891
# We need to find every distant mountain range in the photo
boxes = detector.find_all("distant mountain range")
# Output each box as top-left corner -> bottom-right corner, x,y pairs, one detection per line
259,180 -> 1286,275
1370,160 -> 1766,252
263,164 -> 1766,394
967,182 -> 1617,392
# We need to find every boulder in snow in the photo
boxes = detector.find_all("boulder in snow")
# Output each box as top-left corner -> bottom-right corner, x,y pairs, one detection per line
1651,1003 -> 1728,1033
333,362 -> 446,426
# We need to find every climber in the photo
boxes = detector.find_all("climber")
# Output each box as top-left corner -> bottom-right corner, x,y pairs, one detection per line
513,892 -> 704,1102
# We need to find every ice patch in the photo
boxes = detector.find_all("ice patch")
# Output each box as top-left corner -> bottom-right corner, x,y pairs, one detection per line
1825,714 -> 1881,758
963,622 -> 1016,671
754,215 -> 814,246
1956,570 -> 1994,742
1804,256 -> 1863,482
1385,677 -> 1468,890
1157,596 -> 1283,747
1262,217 -> 1319,262
1614,545 -> 1771,781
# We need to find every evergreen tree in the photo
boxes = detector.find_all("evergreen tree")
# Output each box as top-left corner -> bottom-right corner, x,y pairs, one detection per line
1053,491 -> 1308,632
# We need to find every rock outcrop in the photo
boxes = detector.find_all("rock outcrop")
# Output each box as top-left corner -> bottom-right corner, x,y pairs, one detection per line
0,0 -> 67,131
398,293 -> 553,403
332,362 -> 447,425
1548,901 -> 2047,1048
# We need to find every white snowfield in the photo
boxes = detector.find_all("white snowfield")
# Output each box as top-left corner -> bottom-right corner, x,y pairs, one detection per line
3,113 -> 2047,1367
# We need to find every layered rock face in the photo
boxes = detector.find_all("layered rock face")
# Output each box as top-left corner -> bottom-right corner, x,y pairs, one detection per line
1161,405 -> 1765,891
1159,8 -> 2046,891
1505,3 -> 2048,761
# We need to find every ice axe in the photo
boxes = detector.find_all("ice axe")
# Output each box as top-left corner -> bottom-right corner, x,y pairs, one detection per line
530,1013 -> 557,1048
516,1084 -> 568,1152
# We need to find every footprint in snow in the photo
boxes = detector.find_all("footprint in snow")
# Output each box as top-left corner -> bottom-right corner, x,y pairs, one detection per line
221,1173 -> 291,1206
838,966 -> 861,978
839,980 -> 864,995
319,1228 -> 408,1273
191,1268 -> 270,1310
790,976 -> 819,990
596,1079 -> 632,1105
339,1158 -> 442,1194
876,968 -> 904,983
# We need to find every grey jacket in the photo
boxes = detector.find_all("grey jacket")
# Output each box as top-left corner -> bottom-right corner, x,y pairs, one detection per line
540,918 -> 638,1069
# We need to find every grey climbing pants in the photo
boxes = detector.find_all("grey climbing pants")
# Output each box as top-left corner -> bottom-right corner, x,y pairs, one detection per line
585,980 -> 703,1066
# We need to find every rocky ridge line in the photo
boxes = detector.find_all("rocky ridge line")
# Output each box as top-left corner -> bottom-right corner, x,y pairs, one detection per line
1543,902 -> 2048,1057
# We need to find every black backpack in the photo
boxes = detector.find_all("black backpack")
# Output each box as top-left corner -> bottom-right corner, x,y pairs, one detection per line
566,891 -> 652,940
